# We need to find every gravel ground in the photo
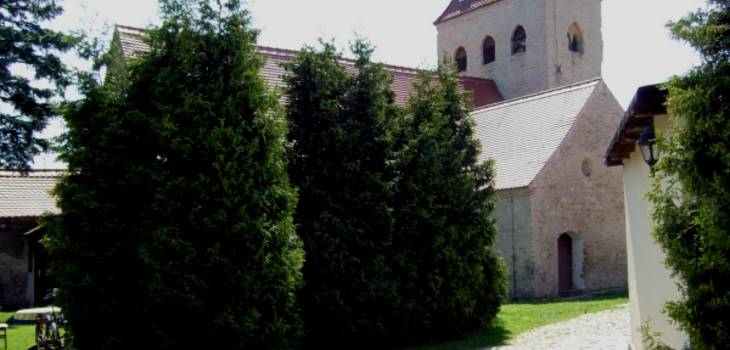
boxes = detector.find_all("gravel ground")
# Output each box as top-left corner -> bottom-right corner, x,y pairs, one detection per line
489,303 -> 631,350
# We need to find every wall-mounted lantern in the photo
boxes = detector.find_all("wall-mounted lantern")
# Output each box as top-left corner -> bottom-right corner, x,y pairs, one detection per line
638,126 -> 660,166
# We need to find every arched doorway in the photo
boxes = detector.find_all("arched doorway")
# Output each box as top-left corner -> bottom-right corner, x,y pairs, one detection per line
558,233 -> 574,294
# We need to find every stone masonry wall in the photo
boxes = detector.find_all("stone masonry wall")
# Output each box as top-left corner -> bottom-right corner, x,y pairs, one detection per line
0,218 -> 33,308
545,0 -> 603,88
436,0 -> 603,100
528,82 -> 627,298
493,187 -> 536,299
436,0 -> 550,100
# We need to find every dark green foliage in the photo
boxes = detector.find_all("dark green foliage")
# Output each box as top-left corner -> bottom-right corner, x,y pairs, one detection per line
649,1 -> 730,348
392,61 -> 506,344
1,0 -> 78,169
46,0 -> 302,348
283,41 -> 399,347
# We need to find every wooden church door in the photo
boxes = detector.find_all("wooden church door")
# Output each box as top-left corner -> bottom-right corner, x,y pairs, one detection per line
558,233 -> 574,294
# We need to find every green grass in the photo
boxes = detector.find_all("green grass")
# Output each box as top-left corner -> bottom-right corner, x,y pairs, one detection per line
405,292 -> 628,350
1,292 -> 627,350
1,311 -> 36,350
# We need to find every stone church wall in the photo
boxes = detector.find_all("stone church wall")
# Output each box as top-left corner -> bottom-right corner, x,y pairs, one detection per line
493,187 -> 536,299
436,0 -> 550,100
528,82 -> 627,298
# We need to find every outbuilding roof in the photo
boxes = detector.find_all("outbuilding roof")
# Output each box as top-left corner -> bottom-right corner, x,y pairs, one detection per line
0,171 -> 62,218
115,25 -> 502,108
604,84 -> 667,166
472,79 -> 600,190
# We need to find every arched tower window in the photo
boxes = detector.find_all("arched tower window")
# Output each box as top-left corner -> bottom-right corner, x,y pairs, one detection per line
567,23 -> 584,53
482,36 -> 495,64
511,25 -> 526,54
454,47 -> 467,72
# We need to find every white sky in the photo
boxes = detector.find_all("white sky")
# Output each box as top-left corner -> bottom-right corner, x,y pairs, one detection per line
31,0 -> 704,168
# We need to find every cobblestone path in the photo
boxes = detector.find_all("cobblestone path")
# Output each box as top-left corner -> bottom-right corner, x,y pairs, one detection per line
489,303 -> 630,350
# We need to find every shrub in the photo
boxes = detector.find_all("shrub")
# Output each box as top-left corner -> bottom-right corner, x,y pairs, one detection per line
392,60 -> 507,344
649,1 -> 730,348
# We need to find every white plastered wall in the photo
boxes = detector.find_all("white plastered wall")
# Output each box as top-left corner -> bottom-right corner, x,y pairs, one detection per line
622,114 -> 688,349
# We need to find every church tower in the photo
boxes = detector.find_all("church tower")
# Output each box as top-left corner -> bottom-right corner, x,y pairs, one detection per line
435,0 -> 603,100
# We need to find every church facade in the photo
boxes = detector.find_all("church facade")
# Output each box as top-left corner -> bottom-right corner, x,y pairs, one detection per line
436,0 -> 627,298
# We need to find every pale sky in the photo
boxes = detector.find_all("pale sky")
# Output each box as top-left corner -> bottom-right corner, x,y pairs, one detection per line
31,0 -> 704,168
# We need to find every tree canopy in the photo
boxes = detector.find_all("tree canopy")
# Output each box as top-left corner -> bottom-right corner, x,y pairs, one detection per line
47,0 -> 302,348
283,41 -> 400,347
285,46 -> 506,347
0,0 -> 77,169
392,61 -> 506,343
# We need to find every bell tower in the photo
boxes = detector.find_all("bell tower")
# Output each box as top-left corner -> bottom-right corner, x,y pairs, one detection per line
435,0 -> 603,100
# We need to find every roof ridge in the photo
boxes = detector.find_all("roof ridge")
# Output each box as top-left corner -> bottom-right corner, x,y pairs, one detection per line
116,24 -> 147,34
113,24 -> 502,107
0,170 -> 65,177
471,78 -> 601,112
115,24 -> 497,84
434,0 -> 504,25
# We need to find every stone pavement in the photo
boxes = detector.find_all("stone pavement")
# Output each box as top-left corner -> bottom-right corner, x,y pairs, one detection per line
489,304 -> 630,350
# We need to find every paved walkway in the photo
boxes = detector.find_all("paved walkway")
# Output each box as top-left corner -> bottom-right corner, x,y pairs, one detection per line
490,304 -> 630,350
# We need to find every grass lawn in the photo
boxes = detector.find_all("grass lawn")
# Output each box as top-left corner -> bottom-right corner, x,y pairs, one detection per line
406,292 -> 628,350
1,311 -> 36,350
1,292 -> 627,350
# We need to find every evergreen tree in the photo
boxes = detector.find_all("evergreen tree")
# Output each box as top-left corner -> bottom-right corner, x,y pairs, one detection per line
1,0 -> 77,169
46,0 -> 302,348
392,61 -> 507,343
283,41 -> 399,347
649,1 -> 730,348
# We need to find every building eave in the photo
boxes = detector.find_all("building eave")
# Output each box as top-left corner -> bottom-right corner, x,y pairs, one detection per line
604,84 -> 668,167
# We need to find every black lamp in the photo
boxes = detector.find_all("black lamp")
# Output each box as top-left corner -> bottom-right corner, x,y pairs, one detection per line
638,126 -> 660,166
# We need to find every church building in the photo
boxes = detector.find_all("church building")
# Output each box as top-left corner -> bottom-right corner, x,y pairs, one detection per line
436,0 -> 627,298
0,0 -> 628,308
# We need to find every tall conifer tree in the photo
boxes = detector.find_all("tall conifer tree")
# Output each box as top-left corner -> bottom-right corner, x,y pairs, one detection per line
47,1 -> 302,348
284,41 -> 399,347
393,61 -> 507,343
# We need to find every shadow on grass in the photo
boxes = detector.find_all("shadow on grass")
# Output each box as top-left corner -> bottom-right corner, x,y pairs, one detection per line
405,290 -> 628,350
403,319 -> 511,350
509,290 -> 628,306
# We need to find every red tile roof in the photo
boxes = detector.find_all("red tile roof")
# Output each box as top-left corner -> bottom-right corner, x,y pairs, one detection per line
115,25 -> 502,108
434,0 -> 502,25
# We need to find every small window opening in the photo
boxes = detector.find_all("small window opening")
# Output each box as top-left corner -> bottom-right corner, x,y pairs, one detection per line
483,36 -> 496,64
512,26 -> 526,54
455,47 -> 467,72
567,23 -> 584,53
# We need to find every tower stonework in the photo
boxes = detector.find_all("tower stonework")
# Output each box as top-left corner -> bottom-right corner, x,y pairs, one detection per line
435,0 -> 603,100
